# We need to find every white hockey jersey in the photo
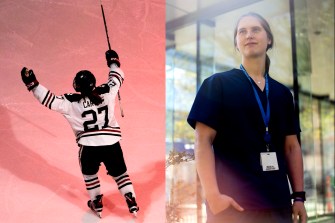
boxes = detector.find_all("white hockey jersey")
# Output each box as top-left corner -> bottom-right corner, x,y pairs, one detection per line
32,65 -> 124,146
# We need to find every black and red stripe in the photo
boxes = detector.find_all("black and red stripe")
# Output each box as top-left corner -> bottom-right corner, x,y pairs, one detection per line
115,174 -> 132,190
76,127 -> 121,142
85,177 -> 100,190
109,71 -> 123,86
42,90 -> 55,109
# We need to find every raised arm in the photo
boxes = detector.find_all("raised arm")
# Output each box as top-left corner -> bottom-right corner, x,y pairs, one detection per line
21,67 -> 72,114
105,50 -> 124,90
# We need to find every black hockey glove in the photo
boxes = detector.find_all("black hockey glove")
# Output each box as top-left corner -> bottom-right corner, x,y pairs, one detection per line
105,50 -> 121,68
21,67 -> 39,91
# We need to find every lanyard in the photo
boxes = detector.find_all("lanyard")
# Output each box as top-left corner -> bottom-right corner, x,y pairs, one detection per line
240,64 -> 271,146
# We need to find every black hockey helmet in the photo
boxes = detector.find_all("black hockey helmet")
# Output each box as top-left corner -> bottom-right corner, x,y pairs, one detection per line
73,70 -> 96,93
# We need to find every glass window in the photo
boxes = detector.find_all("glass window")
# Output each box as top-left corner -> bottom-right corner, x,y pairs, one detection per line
166,0 -> 334,222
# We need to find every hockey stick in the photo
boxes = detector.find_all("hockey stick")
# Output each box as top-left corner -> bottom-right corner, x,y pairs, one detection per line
100,0 -> 124,117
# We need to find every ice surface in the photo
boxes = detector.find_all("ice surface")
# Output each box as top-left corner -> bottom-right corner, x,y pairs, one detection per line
0,0 -> 166,222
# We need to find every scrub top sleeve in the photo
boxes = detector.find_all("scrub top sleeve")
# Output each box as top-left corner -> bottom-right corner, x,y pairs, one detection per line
187,76 -> 223,131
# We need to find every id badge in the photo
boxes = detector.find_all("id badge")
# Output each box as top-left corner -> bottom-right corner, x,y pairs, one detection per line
260,152 -> 279,171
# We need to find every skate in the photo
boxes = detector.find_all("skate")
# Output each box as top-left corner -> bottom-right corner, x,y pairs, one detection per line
87,194 -> 103,218
125,192 -> 139,217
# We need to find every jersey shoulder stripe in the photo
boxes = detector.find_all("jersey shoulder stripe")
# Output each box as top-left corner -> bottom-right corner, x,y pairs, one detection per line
64,93 -> 82,102
95,84 -> 110,94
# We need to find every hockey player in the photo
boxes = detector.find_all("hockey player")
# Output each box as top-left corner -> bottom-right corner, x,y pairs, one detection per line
20,50 -> 139,218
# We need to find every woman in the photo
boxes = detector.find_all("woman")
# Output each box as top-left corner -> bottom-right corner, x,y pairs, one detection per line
20,50 -> 139,218
187,12 -> 307,223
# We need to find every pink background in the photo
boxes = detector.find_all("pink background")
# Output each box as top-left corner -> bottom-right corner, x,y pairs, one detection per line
0,0 -> 165,222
